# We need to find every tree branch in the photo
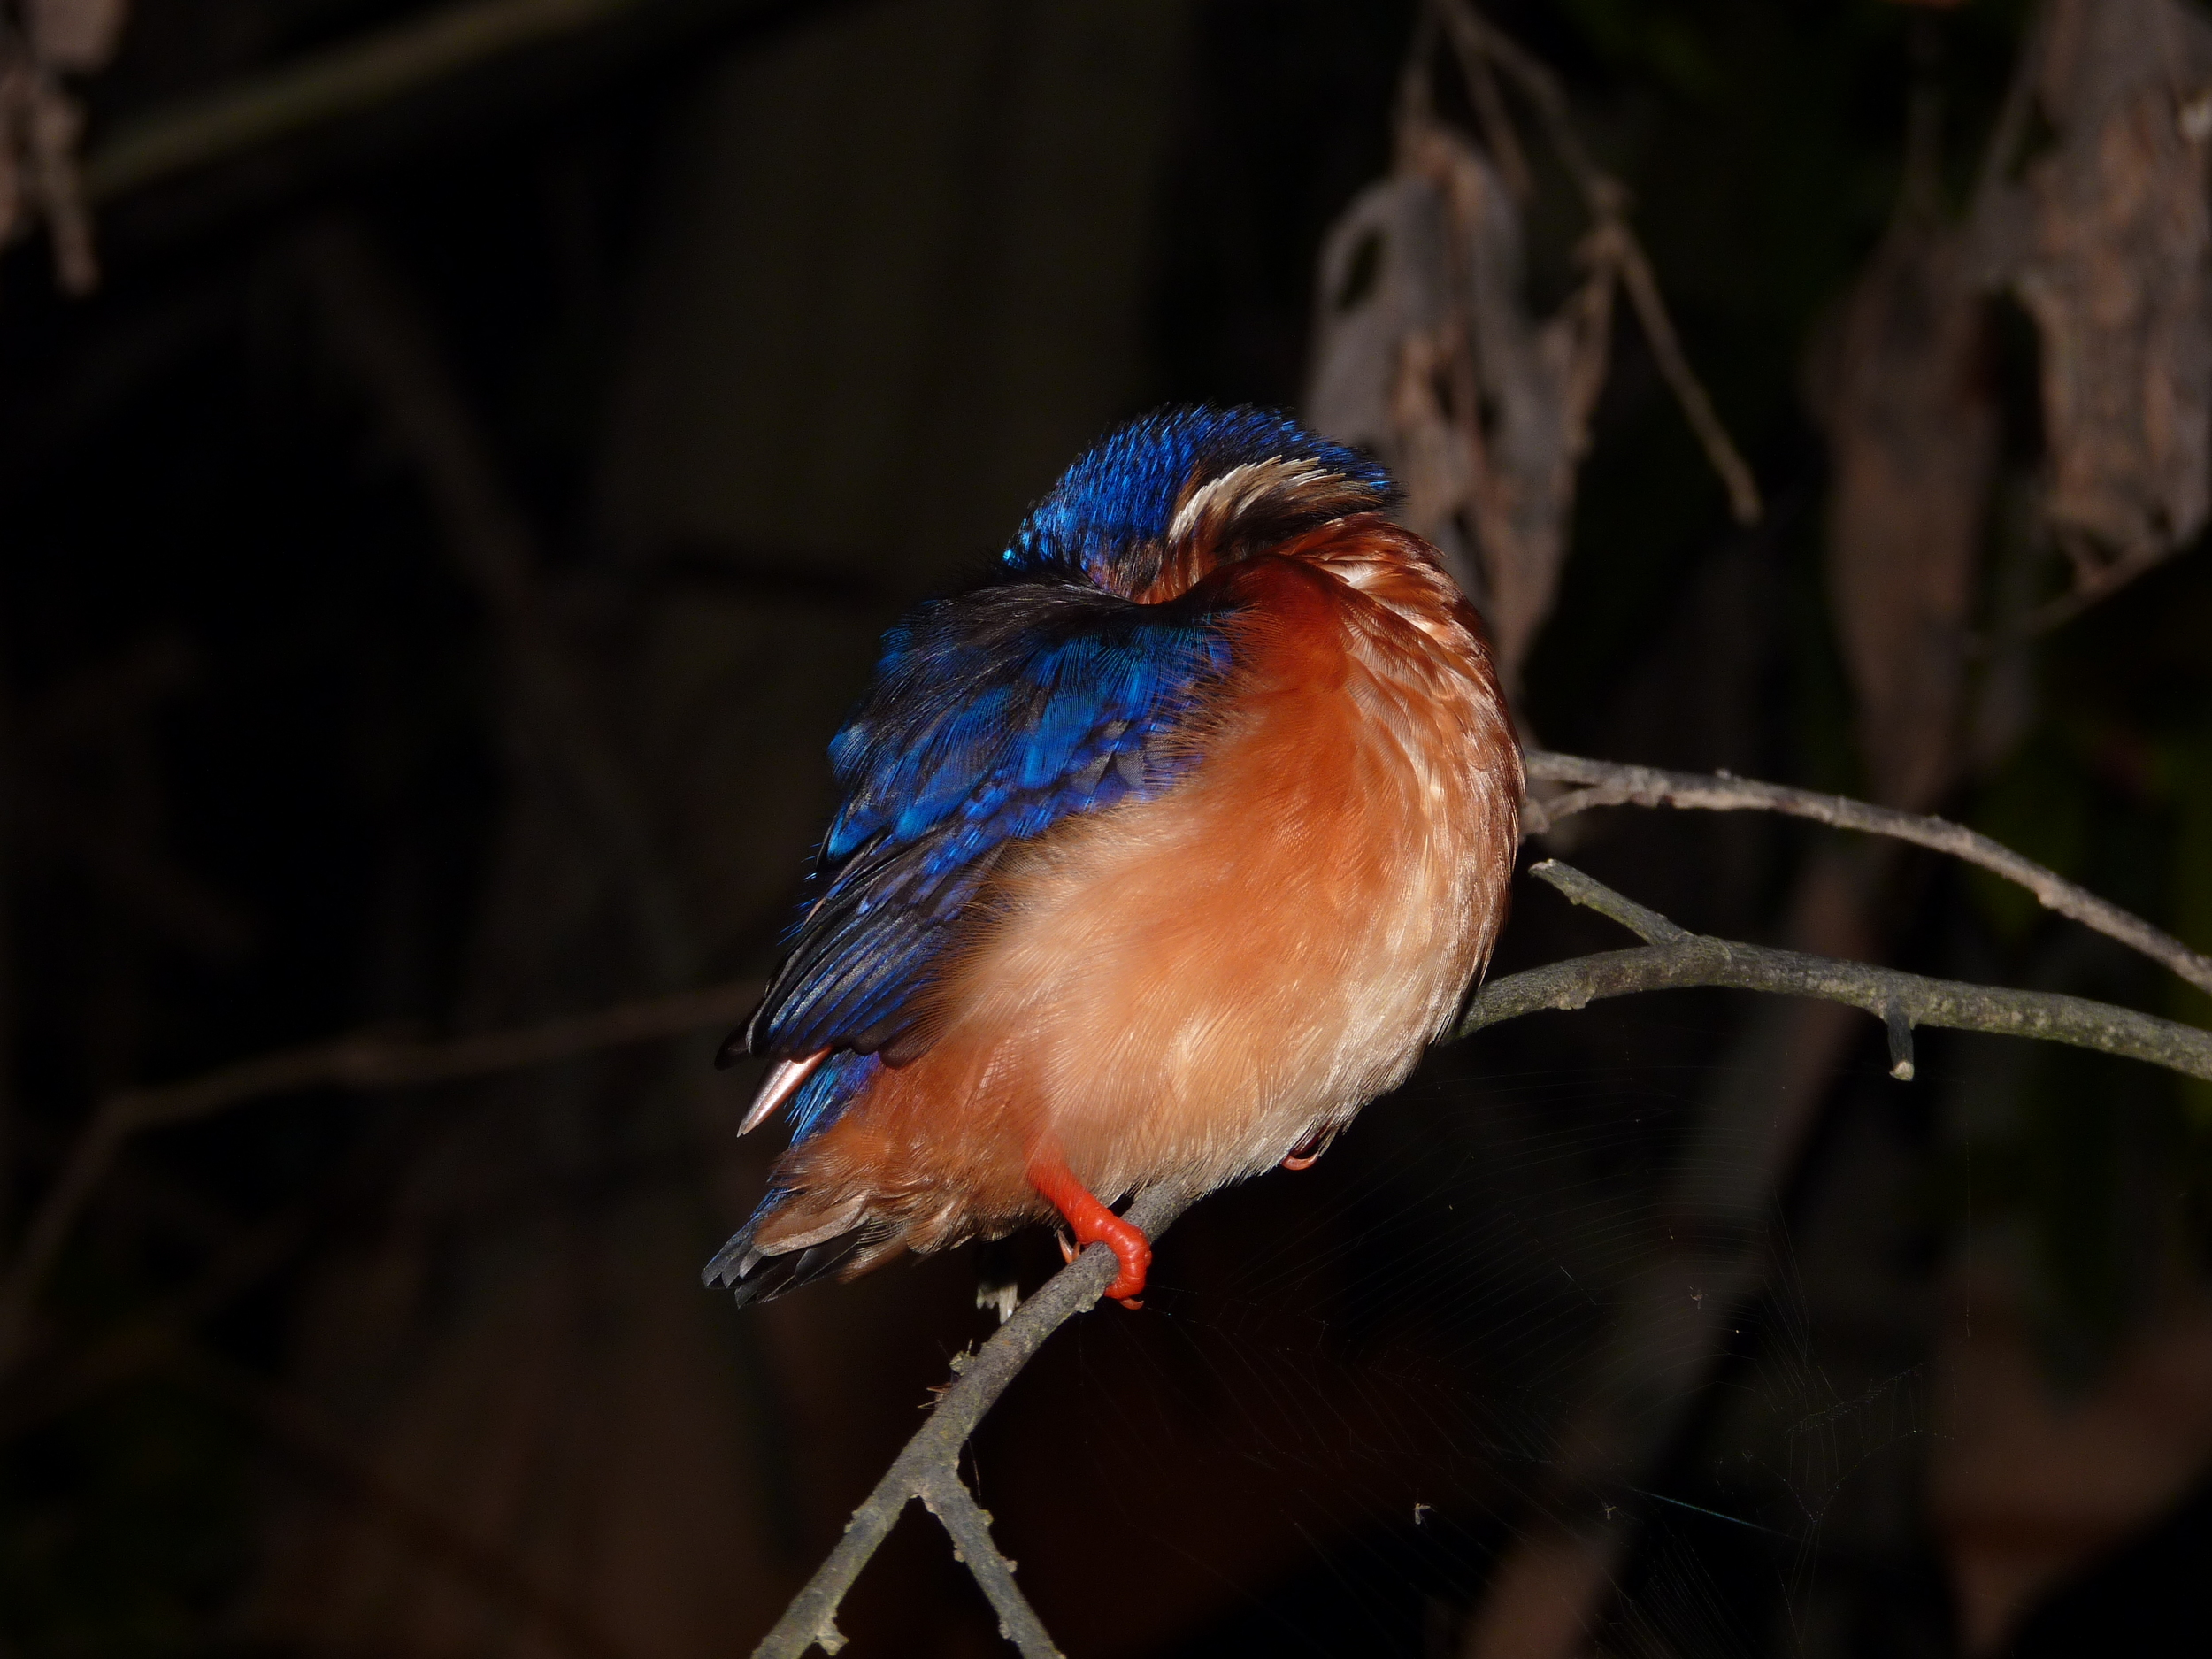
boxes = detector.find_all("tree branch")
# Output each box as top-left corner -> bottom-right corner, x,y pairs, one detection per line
914,1467 -> 1060,1659
1522,749 -> 2212,998
749,856 -> 2212,1655
749,1182 -> 1195,1659
1523,857 -> 1685,943
82,0 -> 650,203
0,979 -> 757,1375
1467,861 -> 2212,1081
8,750 -> 2208,1655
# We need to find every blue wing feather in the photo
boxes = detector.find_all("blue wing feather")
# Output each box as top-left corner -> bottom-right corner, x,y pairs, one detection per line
707,404 -> 1400,1299
746,578 -> 1235,1086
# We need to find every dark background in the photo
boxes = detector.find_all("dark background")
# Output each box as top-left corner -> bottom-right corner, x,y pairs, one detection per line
3,1 -> 2210,1655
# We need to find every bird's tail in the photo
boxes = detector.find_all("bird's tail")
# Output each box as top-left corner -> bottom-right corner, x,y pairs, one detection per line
701,1194 -> 870,1308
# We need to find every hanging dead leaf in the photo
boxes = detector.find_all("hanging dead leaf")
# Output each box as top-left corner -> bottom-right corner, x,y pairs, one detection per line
1309,167 -> 1483,597
1408,121 -> 1614,688
25,0 -> 128,73
0,0 -> 127,294
1978,0 -> 2212,616
1809,211 -> 1999,810
1307,119 -> 1611,690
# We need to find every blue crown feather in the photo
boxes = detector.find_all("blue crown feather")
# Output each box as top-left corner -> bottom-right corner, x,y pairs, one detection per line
1005,405 -> 1390,584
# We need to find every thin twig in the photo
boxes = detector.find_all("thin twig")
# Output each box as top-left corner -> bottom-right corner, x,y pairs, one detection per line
751,855 -> 2212,1655
915,1467 -> 1060,1659
2018,539 -> 2171,638
1437,0 -> 1532,199
750,1183 -> 1195,1659
1435,3 -> 1609,215
1433,0 -> 1761,522
1522,749 -> 2212,998
1607,230 -> 1764,525
81,0 -> 649,202
1525,857 -> 1685,943
1432,1 -> 1763,524
1968,0 -> 2051,210
1467,862 -> 2212,1081
0,979 -> 757,1375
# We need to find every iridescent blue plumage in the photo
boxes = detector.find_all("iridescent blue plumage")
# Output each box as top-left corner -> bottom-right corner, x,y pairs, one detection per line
724,407 -> 1389,1217
1005,405 -> 1389,584
745,584 -> 1233,1071
704,404 -> 1471,1307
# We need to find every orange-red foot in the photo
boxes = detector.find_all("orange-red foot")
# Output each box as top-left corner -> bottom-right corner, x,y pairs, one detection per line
1026,1149 -> 1151,1308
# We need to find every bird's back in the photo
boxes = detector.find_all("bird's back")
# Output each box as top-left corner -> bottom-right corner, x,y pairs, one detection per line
708,409 -> 1520,1302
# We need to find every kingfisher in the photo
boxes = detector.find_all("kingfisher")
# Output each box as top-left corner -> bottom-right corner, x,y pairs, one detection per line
704,406 -> 1522,1309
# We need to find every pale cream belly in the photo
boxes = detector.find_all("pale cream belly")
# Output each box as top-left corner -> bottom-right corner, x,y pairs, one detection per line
939,708 -> 1486,1203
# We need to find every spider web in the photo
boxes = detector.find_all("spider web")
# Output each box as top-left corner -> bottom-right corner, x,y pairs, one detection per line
958,1000 -> 1950,1658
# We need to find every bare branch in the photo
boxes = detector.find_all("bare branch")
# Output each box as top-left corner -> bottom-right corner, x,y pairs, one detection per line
915,1467 -> 1060,1659
1438,4 -> 1532,200
1468,863 -> 2212,1082
0,979 -> 757,1375
1525,856 -> 1685,943
1522,749 -> 2212,998
1606,227 -> 1765,526
6,750 -> 2204,1655
81,0 -> 649,203
754,856 -> 2212,1655
749,1182 -> 1196,1659
1432,1 -> 1763,523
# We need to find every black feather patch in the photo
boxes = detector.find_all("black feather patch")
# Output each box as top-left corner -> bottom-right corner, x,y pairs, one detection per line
702,1215 -> 870,1308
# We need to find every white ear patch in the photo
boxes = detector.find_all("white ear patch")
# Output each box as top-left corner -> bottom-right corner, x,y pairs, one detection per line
1166,457 -> 1330,549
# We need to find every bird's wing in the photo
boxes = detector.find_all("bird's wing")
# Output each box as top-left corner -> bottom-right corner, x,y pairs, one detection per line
742,578 -> 1234,1075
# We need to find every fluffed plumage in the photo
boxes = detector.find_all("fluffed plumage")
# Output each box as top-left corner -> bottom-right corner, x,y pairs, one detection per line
705,405 -> 1523,1307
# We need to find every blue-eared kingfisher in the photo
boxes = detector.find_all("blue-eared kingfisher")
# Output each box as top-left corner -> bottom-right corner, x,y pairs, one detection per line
706,406 -> 1522,1308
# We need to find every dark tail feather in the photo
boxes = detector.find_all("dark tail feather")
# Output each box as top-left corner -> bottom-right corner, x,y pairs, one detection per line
702,1214 -> 868,1308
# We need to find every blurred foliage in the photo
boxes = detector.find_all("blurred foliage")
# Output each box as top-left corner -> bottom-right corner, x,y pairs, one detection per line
4,0 -> 2212,1652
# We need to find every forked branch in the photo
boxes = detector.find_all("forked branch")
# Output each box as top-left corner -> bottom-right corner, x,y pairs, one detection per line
0,980 -> 758,1375
1523,749 -> 2212,998
753,858 -> 2212,1655
752,1183 -> 1198,1659
1471,862 -> 2212,1082
7,757 -> 2208,1655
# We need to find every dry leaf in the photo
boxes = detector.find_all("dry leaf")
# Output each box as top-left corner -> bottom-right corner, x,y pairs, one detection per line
0,0 -> 127,293
1979,0 -> 2212,603
1309,167 -> 1482,595
0,57 -> 27,244
26,0 -> 127,73
1307,119 -> 1611,690
1810,213 -> 1999,810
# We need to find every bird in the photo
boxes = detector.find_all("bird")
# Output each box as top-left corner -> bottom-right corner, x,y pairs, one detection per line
703,405 -> 1523,1310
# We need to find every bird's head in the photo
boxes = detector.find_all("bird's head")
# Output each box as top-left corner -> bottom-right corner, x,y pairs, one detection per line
1003,406 -> 1396,603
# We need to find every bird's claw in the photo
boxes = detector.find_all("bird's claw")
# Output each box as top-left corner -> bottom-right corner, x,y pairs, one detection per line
1027,1148 -> 1153,1307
